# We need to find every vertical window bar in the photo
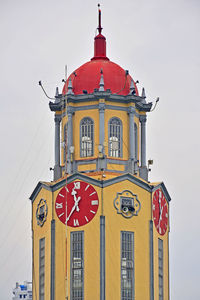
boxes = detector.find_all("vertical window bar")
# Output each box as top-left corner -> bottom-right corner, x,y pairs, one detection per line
121,231 -> 134,300
39,238 -> 45,300
71,232 -> 84,300
158,239 -> 163,300
109,118 -> 122,158
80,118 -> 94,157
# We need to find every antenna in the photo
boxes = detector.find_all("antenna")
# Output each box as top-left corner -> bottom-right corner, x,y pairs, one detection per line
65,65 -> 67,81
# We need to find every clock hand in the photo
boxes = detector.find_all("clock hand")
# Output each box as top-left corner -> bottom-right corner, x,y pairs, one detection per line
158,206 -> 163,228
158,191 -> 162,218
71,188 -> 81,212
66,196 -> 81,222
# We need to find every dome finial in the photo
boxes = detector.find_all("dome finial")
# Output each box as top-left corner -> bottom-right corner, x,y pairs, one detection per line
91,4 -> 109,61
97,4 -> 102,34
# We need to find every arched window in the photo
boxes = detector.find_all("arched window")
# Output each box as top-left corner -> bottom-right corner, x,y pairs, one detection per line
134,123 -> 138,160
108,117 -> 122,158
80,117 -> 94,157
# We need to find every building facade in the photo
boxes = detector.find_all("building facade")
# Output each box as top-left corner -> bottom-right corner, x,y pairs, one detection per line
30,8 -> 170,300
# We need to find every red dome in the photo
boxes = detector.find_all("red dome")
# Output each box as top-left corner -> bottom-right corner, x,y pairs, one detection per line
62,8 -> 138,96
63,59 -> 138,96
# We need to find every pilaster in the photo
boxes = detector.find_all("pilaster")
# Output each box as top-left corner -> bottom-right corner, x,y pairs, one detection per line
54,114 -> 62,180
98,102 -> 107,171
139,115 -> 148,181
128,106 -> 136,174
66,106 -> 74,174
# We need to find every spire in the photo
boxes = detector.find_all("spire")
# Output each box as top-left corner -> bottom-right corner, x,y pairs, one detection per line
129,79 -> 136,95
55,87 -> 59,97
67,78 -> 74,95
142,87 -> 146,98
91,4 -> 109,61
99,69 -> 105,91
55,87 -> 59,103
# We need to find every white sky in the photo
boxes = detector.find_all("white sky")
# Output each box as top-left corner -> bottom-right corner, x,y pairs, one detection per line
0,0 -> 200,299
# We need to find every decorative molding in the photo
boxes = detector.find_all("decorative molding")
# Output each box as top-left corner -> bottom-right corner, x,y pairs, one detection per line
114,190 -> 141,218
54,114 -> 62,123
49,101 -> 62,112
67,106 -> 74,115
139,115 -> 147,123
30,173 -> 171,204
136,102 -> 152,112
128,106 -> 136,114
62,104 -> 141,118
99,102 -> 106,111
36,198 -> 48,226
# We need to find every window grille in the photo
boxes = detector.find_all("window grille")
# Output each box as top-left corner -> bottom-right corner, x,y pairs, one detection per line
121,231 -> 134,300
39,238 -> 45,300
80,118 -> 94,157
158,239 -> 163,300
71,232 -> 84,300
109,118 -> 122,157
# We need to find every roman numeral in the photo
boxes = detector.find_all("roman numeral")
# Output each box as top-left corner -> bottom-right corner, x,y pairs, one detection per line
58,212 -> 64,218
90,210 -> 95,214
56,203 -> 63,209
73,219 -> 79,226
89,191 -> 96,196
59,193 -> 64,198
91,200 -> 98,205
85,184 -> 90,191
85,216 -> 88,222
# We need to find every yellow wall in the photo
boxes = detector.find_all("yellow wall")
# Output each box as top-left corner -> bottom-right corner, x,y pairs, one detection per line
32,178 -> 169,300
32,188 -> 53,300
60,99 -> 143,172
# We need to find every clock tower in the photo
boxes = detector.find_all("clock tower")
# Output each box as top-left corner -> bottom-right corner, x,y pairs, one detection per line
30,7 -> 171,300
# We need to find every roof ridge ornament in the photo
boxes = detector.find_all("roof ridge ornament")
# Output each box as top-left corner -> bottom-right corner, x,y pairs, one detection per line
99,68 -> 105,91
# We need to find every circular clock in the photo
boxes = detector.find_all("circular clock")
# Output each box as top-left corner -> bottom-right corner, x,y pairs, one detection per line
55,181 -> 99,227
152,189 -> 168,235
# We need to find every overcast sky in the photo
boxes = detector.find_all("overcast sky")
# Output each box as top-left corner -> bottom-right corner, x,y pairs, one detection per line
0,0 -> 200,299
